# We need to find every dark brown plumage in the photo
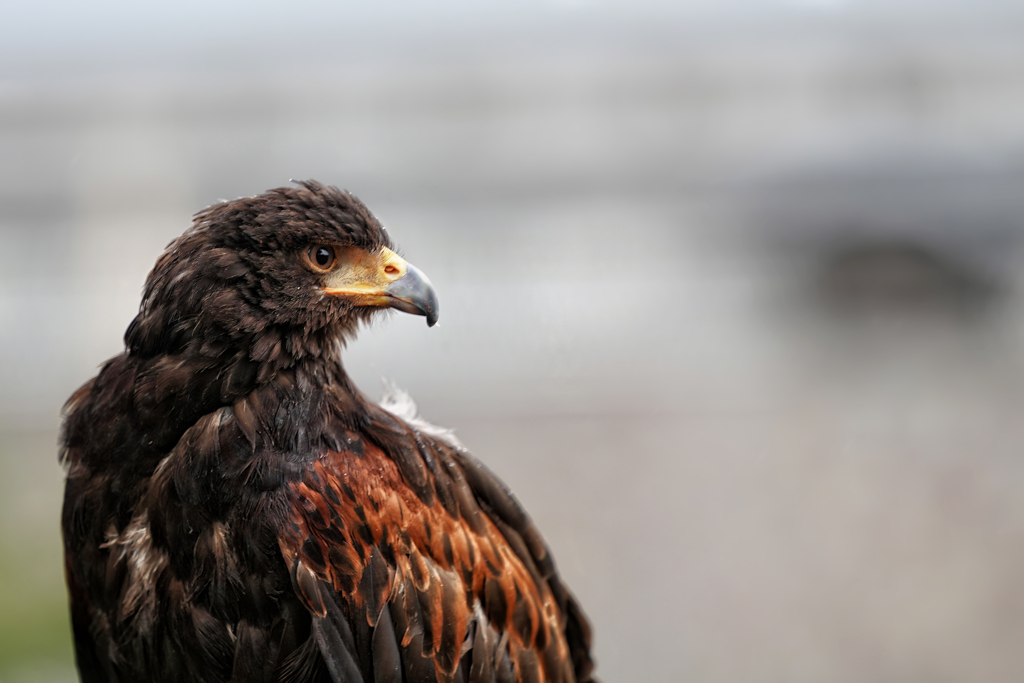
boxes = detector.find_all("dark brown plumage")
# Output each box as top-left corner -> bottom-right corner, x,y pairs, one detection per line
59,181 -> 596,683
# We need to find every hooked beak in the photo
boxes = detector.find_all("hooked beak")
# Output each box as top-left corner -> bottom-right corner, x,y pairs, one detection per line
321,246 -> 439,327
384,262 -> 439,326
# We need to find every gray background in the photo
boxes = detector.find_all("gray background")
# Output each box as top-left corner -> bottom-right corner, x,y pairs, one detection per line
4,1 -> 1024,681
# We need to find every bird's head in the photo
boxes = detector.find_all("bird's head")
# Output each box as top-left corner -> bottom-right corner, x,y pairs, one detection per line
124,180 -> 438,363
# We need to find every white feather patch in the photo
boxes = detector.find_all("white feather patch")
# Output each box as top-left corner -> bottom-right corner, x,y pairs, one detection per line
378,379 -> 466,451
101,511 -> 168,623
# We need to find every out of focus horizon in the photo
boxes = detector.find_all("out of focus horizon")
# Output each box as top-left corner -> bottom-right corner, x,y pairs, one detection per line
4,1 -> 1024,681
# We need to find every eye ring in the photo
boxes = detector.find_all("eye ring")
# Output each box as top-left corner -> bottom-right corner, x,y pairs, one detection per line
305,245 -> 337,272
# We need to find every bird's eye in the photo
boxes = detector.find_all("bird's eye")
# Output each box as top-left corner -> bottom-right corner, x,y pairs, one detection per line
306,245 -> 337,271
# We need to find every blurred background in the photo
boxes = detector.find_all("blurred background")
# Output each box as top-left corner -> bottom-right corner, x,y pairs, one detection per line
4,0 -> 1024,681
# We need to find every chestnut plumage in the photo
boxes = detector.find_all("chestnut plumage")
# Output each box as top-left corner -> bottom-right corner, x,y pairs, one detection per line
59,181 -> 595,683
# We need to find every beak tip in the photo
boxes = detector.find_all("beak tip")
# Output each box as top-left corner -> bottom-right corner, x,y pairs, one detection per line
385,262 -> 439,328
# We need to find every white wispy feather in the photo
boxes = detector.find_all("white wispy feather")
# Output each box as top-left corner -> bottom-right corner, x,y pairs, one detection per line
378,379 -> 466,451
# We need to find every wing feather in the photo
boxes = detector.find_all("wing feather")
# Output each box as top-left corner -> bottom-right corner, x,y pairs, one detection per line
310,582 -> 363,683
371,606 -> 403,683
277,416 -> 595,683
390,577 -> 438,683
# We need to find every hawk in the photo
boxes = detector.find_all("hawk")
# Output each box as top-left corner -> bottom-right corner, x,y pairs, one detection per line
60,181 -> 596,683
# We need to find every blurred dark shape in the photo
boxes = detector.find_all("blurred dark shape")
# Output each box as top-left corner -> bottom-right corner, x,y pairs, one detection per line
815,239 -> 1001,314
738,145 -> 1023,318
745,147 -> 1024,246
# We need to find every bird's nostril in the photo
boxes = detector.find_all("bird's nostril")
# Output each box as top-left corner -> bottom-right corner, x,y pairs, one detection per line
384,265 -> 399,276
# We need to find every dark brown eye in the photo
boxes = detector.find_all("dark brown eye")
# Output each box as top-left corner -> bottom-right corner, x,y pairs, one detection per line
306,245 -> 336,271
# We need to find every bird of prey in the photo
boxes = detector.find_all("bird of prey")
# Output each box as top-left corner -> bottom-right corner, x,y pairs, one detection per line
59,181 -> 596,683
